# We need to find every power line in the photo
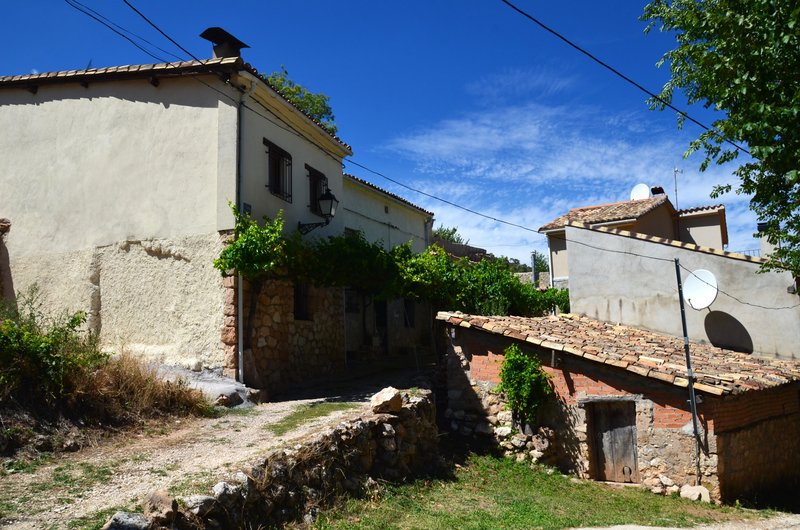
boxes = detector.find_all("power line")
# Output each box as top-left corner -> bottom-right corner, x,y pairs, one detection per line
122,0 -> 201,62
67,0 -> 184,61
498,0 -> 751,157
63,0 -> 163,63
65,2 -> 797,312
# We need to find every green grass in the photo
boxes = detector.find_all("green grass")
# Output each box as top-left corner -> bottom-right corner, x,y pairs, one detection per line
266,401 -> 360,437
1,452 -> 54,476
65,505 -> 137,530
314,453 -> 761,530
168,470 -> 218,497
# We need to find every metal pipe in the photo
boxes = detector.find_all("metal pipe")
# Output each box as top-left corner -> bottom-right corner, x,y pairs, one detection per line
674,258 -> 703,485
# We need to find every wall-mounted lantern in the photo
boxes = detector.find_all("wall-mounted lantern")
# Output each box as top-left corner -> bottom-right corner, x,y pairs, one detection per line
298,189 -> 339,235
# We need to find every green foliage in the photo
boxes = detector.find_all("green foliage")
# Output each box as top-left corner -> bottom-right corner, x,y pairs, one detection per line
266,65 -> 338,135
642,0 -> 800,275
531,250 -> 549,273
214,204 -> 290,280
432,224 -> 467,245
215,209 -> 569,316
0,289 -> 107,403
497,344 -> 553,426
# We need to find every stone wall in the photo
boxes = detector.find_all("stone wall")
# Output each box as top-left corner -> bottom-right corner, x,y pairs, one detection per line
715,384 -> 800,503
440,324 -> 721,499
102,388 -> 438,529
221,276 -> 346,397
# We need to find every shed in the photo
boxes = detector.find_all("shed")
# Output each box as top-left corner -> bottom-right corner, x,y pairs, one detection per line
437,311 -> 800,503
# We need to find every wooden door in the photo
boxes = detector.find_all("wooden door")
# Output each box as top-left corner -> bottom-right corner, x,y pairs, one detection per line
591,401 -> 638,483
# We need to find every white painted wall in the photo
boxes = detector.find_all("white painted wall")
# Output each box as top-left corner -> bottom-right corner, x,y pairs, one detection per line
0,76 -> 239,366
566,225 -> 800,359
341,177 -> 431,252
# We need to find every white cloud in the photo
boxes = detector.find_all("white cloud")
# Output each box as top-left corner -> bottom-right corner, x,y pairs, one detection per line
383,98 -> 759,262
465,67 -> 577,102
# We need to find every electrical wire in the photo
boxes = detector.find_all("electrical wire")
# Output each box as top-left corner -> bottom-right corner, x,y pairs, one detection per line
64,2 -> 798,312
63,0 -> 164,63
67,0 -> 184,61
498,0 -> 751,157
122,0 -> 201,61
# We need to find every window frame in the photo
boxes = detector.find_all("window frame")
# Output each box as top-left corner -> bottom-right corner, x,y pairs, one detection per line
305,164 -> 328,217
264,138 -> 292,202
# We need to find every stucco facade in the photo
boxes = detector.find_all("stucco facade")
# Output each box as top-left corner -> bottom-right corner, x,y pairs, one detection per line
566,224 -> 800,359
0,57 -> 351,370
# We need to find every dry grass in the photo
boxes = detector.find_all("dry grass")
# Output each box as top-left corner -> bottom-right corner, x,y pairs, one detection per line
68,352 -> 211,423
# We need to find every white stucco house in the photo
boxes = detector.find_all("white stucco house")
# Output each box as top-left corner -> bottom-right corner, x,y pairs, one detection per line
0,29 -> 433,390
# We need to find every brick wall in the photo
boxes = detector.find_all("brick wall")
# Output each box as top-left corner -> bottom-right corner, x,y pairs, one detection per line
221,276 -> 346,398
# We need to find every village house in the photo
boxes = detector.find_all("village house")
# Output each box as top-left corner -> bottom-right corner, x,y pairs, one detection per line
538,188 -> 728,288
437,311 -> 800,504
0,29 -> 433,396
539,190 -> 799,360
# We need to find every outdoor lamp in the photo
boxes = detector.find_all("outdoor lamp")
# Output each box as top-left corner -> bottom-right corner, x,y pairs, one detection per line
298,189 -> 339,235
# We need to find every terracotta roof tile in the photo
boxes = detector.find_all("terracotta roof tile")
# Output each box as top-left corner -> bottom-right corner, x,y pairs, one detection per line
678,204 -> 724,215
436,311 -> 800,396
343,174 -> 433,216
539,196 -> 668,232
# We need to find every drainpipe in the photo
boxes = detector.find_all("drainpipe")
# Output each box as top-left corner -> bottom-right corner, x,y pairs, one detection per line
236,78 -> 257,384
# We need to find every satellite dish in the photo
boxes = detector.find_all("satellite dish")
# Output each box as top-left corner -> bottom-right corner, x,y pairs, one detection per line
630,183 -> 651,200
683,269 -> 718,310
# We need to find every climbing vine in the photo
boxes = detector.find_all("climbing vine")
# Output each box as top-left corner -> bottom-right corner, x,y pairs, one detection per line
497,344 -> 553,427
213,205 -> 569,316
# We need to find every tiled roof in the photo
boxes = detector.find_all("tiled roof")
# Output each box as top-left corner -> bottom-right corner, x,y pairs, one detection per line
0,57 -> 242,86
437,311 -> 800,396
344,174 -> 433,216
0,57 -> 351,151
539,195 -> 668,232
678,204 -> 724,216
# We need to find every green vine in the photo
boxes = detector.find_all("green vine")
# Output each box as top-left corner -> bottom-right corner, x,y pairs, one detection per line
497,344 -> 553,427
213,205 -> 569,316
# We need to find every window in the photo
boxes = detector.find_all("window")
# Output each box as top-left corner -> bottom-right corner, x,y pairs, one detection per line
305,164 -> 328,216
264,138 -> 292,202
293,282 -> 311,321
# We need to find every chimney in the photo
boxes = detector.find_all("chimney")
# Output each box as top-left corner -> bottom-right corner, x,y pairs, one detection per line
199,27 -> 249,59
650,186 -> 665,196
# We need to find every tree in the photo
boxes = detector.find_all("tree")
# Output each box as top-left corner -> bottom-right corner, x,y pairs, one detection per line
642,0 -> 800,275
432,224 -> 467,245
266,66 -> 338,135
531,250 -> 549,274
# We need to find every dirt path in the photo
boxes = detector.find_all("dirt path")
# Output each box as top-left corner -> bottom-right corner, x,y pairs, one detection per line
0,397 -> 369,529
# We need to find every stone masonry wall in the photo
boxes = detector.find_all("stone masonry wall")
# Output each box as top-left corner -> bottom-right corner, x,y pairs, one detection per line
442,325 -> 720,499
102,388 -> 439,529
715,384 -> 800,503
221,276 -> 345,397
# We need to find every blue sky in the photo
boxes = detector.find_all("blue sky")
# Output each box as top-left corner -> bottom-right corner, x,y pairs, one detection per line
4,1 -> 759,263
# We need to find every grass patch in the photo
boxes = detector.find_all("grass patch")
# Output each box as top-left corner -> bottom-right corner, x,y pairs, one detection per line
168,470 -> 218,497
66,505 -> 136,530
315,453 -> 761,530
266,401 -> 360,437
1,452 -> 54,475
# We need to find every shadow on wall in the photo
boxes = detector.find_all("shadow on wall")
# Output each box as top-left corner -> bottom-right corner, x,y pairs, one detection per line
0,224 -> 16,310
704,311 -> 753,354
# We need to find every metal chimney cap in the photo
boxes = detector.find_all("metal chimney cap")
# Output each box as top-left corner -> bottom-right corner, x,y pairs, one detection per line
200,27 -> 249,49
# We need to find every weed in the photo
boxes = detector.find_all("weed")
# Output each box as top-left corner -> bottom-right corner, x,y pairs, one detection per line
168,470 -> 218,497
67,505 -> 135,530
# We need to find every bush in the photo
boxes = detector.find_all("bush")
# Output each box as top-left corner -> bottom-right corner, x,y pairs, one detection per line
0,289 -> 106,403
0,288 -> 209,425
497,344 -> 553,427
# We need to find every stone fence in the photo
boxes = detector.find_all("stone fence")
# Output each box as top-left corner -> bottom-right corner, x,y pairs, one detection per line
102,387 -> 438,529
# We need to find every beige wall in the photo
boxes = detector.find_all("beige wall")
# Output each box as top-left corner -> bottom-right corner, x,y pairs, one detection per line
341,177 -> 431,252
632,205 -> 675,240
566,225 -> 800,359
678,214 -> 724,249
0,76 -> 239,366
547,233 -> 568,280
